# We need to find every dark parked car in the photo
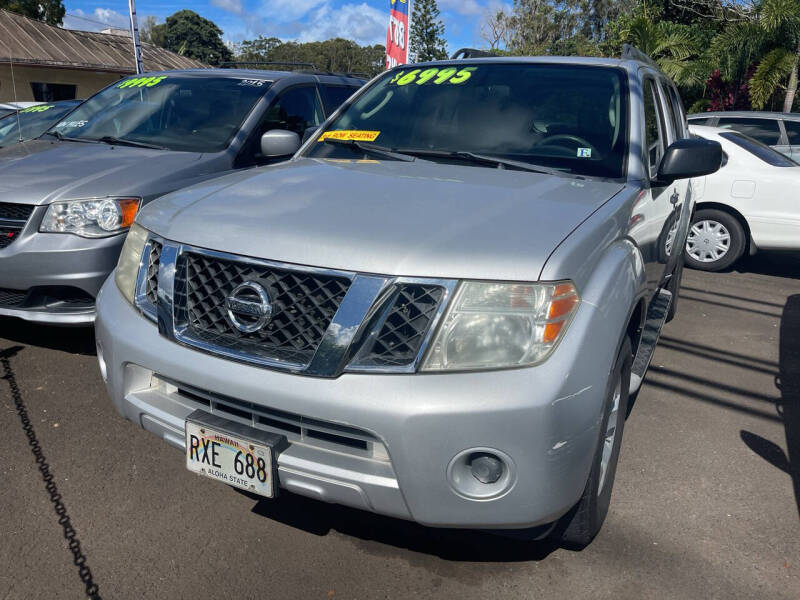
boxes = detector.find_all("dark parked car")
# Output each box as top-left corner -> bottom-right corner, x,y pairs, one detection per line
0,100 -> 82,148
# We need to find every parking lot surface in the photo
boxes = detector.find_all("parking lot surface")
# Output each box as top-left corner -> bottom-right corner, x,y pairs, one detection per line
1,253 -> 798,600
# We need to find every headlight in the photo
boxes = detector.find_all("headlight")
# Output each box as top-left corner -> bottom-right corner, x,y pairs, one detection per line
115,223 -> 148,306
40,197 -> 140,237
421,281 -> 580,372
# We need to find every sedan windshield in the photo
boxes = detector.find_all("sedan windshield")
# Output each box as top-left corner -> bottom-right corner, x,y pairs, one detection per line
0,103 -> 79,147
48,75 -> 271,152
305,63 -> 629,179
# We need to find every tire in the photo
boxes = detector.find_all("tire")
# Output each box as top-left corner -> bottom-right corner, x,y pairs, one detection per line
665,257 -> 683,323
685,209 -> 745,272
552,337 -> 632,550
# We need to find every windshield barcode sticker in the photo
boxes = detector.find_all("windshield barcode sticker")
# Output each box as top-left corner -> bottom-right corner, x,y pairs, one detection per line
577,148 -> 592,158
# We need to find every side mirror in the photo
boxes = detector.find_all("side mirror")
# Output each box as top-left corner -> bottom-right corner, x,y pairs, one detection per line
260,130 -> 301,158
302,126 -> 320,144
655,138 -> 722,186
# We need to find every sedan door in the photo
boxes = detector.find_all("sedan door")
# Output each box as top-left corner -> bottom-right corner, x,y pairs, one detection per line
781,119 -> 800,162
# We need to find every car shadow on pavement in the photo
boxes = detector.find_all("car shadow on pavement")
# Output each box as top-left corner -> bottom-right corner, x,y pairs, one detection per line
740,293 -> 800,518
246,490 -> 559,562
0,317 -> 96,355
729,251 -> 800,279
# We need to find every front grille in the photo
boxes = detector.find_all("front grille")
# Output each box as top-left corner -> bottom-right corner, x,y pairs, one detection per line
356,284 -> 445,367
0,202 -> 34,221
0,203 -> 34,250
145,240 -> 162,305
179,252 -> 351,367
0,288 -> 27,307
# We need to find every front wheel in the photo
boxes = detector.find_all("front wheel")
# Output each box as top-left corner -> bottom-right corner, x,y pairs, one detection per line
552,337 -> 632,549
685,209 -> 745,271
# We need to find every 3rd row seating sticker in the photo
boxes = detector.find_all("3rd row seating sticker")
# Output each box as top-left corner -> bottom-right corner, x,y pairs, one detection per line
389,66 -> 477,87
117,76 -> 168,89
318,130 -> 381,142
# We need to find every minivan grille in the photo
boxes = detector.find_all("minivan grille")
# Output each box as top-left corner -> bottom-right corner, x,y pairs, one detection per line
0,203 -> 34,249
356,284 -> 444,367
179,252 -> 351,367
145,240 -> 162,305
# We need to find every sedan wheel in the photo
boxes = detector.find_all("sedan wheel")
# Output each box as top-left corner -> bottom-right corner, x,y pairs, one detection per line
684,208 -> 746,272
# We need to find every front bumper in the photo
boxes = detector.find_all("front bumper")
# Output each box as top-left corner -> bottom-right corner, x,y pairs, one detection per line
0,206 -> 125,325
96,276 -> 619,529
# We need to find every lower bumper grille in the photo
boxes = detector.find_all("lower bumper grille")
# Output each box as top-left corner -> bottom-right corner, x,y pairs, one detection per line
0,288 -> 27,307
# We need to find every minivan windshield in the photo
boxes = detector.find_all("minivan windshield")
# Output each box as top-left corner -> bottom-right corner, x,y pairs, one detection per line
0,102 -> 79,147
305,63 -> 629,179
47,75 -> 271,152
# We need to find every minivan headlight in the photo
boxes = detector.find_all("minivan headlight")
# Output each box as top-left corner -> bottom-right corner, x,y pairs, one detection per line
115,223 -> 148,306
421,281 -> 580,372
40,197 -> 140,237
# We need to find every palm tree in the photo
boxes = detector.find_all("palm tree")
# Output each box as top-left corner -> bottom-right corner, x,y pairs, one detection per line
624,16 -> 704,87
748,0 -> 800,111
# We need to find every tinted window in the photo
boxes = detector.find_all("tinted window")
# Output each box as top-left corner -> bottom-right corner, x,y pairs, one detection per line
720,131 -> 798,167
783,119 -> 800,144
261,86 -> 323,136
643,79 -> 664,176
320,85 -> 360,115
49,75 -> 271,152
307,64 -> 630,179
688,117 -> 712,125
0,103 -> 79,147
659,81 -> 679,142
667,85 -> 687,138
717,117 -> 781,145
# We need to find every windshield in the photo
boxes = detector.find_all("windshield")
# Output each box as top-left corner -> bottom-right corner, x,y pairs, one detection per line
719,131 -> 798,167
48,75 -> 271,152
0,103 -> 78,147
305,63 -> 629,179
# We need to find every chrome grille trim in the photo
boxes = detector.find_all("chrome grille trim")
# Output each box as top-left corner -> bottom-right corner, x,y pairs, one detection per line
135,235 -> 458,377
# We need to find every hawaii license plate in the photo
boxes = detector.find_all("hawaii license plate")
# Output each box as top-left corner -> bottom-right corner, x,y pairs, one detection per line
184,410 -> 285,498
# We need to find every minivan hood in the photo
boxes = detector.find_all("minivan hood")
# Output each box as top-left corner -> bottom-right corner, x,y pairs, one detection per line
139,158 -> 625,281
0,140 -> 204,205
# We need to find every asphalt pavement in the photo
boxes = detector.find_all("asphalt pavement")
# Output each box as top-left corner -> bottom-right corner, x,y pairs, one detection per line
1,252 -> 798,599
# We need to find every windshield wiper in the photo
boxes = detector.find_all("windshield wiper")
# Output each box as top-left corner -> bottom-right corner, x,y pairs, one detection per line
321,138 -> 415,162
393,149 -> 569,177
96,136 -> 167,150
43,131 -> 98,143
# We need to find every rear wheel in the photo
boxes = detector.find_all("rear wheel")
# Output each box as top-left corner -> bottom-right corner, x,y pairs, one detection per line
685,209 -> 745,272
552,337 -> 632,549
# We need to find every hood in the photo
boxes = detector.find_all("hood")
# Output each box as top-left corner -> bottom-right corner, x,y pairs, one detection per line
0,140 -> 205,205
138,158 -> 625,281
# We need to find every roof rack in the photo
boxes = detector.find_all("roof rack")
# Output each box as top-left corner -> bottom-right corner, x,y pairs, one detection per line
621,44 -> 659,68
450,48 -> 496,60
219,61 -> 318,70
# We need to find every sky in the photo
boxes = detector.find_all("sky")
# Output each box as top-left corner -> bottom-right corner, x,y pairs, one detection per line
61,0 -> 506,52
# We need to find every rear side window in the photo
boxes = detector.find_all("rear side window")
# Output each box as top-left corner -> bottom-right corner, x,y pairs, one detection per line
720,131 -> 797,167
319,85 -> 360,115
643,79 -> 665,177
783,119 -> 800,144
688,116 -> 712,125
716,117 -> 781,145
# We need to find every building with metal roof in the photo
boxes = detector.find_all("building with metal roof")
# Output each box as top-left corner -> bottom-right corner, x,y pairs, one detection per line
0,9 -> 206,102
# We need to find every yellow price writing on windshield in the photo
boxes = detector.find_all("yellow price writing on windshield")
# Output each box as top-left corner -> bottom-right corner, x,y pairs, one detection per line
20,105 -> 54,113
390,67 -> 477,86
117,76 -> 167,89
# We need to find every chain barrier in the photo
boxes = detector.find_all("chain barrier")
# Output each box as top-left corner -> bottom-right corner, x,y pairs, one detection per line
1,348 -> 102,599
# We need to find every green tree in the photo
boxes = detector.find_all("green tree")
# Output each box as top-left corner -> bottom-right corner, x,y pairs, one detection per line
749,0 -> 800,111
0,0 -> 64,25
410,0 -> 447,62
622,15 -> 704,86
159,10 -> 232,66
140,15 -> 166,48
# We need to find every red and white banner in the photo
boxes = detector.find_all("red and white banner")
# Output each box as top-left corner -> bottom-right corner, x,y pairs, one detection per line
385,0 -> 410,69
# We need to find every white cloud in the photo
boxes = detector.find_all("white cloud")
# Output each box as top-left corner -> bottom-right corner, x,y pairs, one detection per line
260,0 -> 328,23
295,2 -> 387,45
438,0 -> 484,16
63,8 -> 130,32
212,0 -> 245,16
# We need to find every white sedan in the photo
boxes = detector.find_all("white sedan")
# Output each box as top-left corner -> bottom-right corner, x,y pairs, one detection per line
686,124 -> 800,271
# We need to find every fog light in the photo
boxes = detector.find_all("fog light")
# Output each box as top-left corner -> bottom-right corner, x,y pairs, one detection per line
470,453 -> 504,484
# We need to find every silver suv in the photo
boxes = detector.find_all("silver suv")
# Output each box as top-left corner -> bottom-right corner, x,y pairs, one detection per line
96,51 -> 721,548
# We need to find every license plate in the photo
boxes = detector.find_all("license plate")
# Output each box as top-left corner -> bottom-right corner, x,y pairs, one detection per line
184,410 -> 285,498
